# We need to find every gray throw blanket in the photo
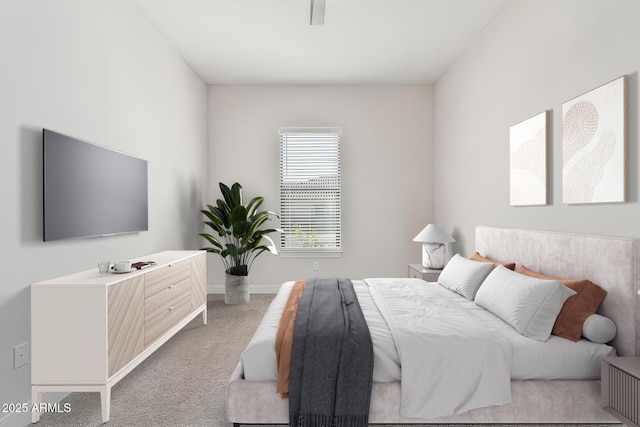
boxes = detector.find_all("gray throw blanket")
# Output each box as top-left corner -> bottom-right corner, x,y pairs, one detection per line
288,277 -> 374,427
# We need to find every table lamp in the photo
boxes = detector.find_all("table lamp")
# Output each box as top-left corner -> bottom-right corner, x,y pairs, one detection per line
413,224 -> 455,269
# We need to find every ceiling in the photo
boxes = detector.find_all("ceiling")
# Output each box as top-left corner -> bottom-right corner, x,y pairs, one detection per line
133,0 -> 510,85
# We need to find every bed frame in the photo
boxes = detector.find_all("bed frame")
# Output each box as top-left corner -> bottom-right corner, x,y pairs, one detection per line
227,226 -> 639,425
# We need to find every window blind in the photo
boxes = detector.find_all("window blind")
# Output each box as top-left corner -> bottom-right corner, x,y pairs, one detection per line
279,128 -> 342,256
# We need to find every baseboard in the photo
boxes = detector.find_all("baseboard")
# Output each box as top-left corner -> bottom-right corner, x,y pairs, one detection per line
0,392 -> 69,427
207,284 -> 280,294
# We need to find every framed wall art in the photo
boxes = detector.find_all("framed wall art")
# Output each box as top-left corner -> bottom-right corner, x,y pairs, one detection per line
562,75 -> 627,204
510,111 -> 548,206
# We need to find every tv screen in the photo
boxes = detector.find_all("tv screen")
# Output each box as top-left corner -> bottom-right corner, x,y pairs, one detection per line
43,129 -> 148,241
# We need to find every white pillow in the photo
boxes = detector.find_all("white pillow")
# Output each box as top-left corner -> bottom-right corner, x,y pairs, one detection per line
474,266 -> 576,341
582,314 -> 617,344
437,253 -> 495,300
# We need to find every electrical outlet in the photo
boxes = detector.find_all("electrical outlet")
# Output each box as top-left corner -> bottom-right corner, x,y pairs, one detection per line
13,342 -> 29,370
312,261 -> 319,271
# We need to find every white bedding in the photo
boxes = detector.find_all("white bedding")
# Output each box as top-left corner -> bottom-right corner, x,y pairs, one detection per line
241,280 -> 400,382
240,278 -> 616,415
367,278 -> 511,418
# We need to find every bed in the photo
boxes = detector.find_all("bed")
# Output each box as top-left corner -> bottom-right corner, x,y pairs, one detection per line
227,226 -> 640,425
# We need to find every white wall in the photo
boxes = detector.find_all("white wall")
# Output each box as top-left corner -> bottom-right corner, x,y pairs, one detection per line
0,1 -> 208,425
207,85 -> 434,291
434,0 -> 640,256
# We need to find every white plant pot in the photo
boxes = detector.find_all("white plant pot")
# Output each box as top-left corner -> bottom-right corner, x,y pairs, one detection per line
225,274 -> 250,305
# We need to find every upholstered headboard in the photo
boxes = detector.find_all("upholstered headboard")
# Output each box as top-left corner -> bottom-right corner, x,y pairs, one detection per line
475,226 -> 639,357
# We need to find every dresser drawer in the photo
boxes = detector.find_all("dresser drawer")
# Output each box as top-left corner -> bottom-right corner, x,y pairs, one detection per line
144,295 -> 192,346
145,261 -> 191,298
144,277 -> 191,324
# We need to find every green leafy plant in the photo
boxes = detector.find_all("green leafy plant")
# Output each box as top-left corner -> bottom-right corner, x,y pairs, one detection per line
199,182 -> 280,276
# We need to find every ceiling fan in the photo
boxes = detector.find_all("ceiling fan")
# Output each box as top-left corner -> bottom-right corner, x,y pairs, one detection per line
310,0 -> 326,25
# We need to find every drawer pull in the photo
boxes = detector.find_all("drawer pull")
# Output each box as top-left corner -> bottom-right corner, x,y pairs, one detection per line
169,305 -> 175,311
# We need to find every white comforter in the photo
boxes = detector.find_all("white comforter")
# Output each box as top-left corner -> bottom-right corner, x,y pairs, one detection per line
240,278 -> 615,419
366,278 -> 511,418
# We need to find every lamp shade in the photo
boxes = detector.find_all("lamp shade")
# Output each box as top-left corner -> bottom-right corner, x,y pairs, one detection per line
413,224 -> 455,244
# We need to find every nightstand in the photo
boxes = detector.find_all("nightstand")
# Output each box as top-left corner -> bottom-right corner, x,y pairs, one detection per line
601,356 -> 640,426
408,264 -> 442,282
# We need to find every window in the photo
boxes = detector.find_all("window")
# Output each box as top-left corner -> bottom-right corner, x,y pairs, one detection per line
279,128 -> 342,257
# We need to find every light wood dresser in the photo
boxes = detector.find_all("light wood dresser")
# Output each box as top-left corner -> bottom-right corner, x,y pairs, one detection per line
31,250 -> 207,423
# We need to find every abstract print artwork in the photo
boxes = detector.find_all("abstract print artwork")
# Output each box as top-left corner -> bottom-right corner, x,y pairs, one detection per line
562,76 -> 627,204
510,111 -> 547,206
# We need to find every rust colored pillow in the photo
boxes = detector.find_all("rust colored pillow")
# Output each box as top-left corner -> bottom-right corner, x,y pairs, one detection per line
515,265 -> 607,342
470,252 -> 516,270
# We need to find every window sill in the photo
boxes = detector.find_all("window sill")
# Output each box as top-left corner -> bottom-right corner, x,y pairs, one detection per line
279,250 -> 342,259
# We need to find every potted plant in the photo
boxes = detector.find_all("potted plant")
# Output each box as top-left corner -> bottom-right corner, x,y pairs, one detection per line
199,182 -> 280,304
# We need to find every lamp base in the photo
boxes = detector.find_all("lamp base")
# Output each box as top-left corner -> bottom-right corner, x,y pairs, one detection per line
422,242 -> 445,269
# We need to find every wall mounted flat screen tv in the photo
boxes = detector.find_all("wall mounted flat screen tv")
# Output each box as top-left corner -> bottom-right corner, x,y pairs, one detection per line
43,129 -> 148,241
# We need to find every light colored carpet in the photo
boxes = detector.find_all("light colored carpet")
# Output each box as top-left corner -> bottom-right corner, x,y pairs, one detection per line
32,294 -> 622,427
